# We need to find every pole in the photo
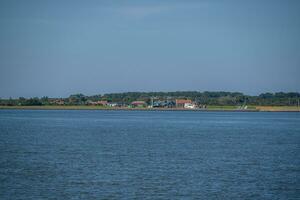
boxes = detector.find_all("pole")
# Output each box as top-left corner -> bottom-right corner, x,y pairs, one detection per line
151,97 -> 154,108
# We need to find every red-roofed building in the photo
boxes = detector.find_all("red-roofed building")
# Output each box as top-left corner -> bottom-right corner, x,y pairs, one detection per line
131,101 -> 147,108
175,99 -> 192,108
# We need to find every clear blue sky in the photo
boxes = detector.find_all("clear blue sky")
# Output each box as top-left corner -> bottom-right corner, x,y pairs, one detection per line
0,0 -> 299,98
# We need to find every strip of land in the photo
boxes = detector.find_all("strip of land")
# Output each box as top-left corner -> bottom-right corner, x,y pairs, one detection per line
0,105 -> 299,112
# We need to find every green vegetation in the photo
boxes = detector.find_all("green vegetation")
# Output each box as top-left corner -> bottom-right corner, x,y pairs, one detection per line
0,105 -> 113,110
100,91 -> 300,106
0,91 -> 299,108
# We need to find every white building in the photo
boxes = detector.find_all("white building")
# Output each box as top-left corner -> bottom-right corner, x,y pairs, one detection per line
184,103 -> 196,109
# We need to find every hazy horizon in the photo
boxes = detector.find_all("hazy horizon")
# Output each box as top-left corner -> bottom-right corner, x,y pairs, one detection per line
1,0 -> 300,98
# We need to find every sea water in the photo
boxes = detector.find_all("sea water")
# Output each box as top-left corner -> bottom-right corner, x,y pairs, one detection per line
0,110 -> 299,199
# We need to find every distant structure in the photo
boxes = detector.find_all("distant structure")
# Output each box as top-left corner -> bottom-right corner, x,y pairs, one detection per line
184,103 -> 197,109
131,101 -> 147,108
49,99 -> 65,105
89,100 -> 108,106
107,103 -> 118,107
175,99 -> 192,108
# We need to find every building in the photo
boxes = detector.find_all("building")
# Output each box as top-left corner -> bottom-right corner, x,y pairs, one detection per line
98,100 -> 108,106
184,103 -> 197,109
131,101 -> 147,108
175,99 -> 192,108
153,100 -> 176,108
88,100 -> 108,106
49,99 -> 65,105
107,103 -> 118,107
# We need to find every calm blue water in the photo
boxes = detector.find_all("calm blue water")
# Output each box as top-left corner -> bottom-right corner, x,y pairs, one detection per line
0,110 -> 299,199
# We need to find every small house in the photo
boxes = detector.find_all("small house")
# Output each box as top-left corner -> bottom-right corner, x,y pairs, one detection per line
184,103 -> 197,109
131,101 -> 147,108
175,99 -> 192,108
88,101 -> 106,106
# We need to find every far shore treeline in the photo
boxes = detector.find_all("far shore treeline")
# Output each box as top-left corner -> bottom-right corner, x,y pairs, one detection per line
0,91 -> 300,107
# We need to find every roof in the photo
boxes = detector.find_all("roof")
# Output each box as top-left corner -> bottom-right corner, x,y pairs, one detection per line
176,99 -> 192,104
131,101 -> 146,105
97,100 -> 108,104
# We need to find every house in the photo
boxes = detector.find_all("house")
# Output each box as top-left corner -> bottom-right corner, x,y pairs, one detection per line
49,99 -> 65,105
184,103 -> 197,109
175,99 -> 192,108
88,101 -> 108,106
153,100 -> 176,108
131,101 -> 147,108
153,100 -> 165,108
107,103 -> 118,107
98,100 -> 108,106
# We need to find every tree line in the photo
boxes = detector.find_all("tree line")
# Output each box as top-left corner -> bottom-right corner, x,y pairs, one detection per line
0,91 -> 299,106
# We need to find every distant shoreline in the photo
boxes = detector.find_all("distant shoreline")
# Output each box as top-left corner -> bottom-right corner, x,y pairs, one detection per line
0,106 -> 299,112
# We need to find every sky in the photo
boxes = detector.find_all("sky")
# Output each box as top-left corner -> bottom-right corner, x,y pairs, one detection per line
0,0 -> 299,98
